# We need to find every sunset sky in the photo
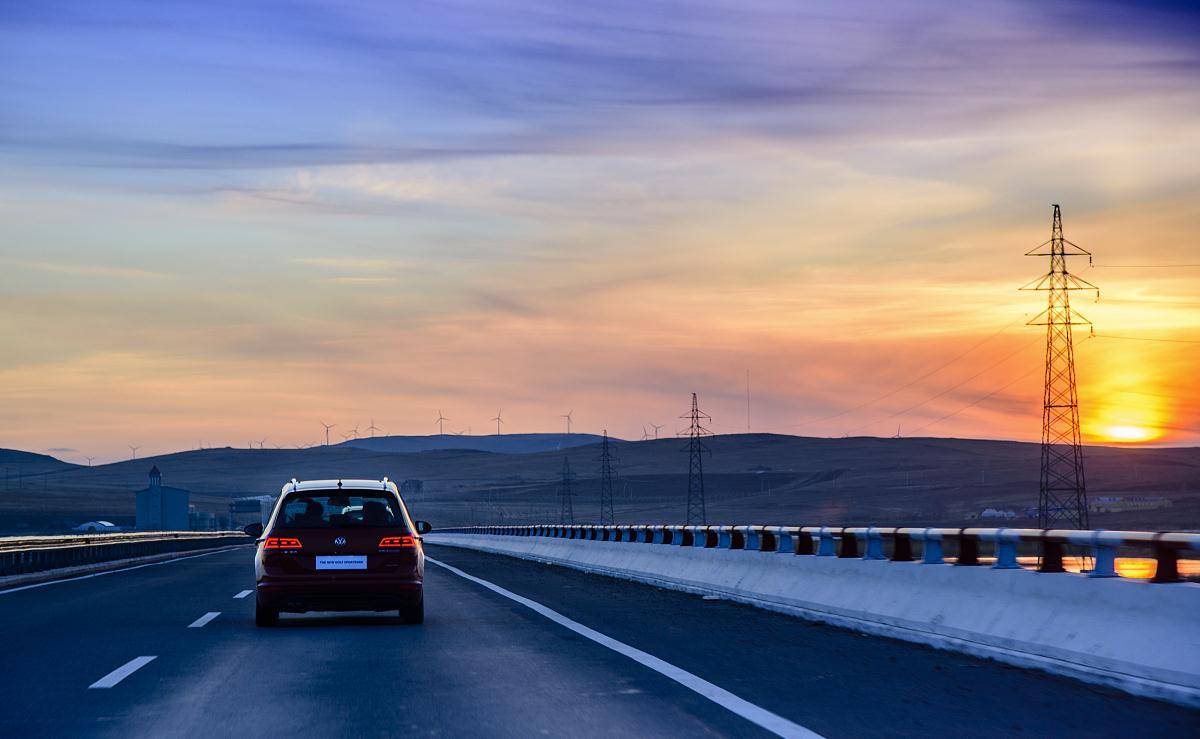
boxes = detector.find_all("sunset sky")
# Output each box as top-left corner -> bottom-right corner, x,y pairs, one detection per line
1,0 -> 1198,462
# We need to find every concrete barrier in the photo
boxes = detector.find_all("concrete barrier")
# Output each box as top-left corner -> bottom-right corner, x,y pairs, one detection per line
427,530 -> 1200,708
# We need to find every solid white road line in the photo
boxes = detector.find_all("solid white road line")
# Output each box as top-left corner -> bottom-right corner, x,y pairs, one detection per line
188,611 -> 221,628
0,547 -> 243,596
89,656 -> 156,689
234,589 -> 253,599
426,557 -> 822,739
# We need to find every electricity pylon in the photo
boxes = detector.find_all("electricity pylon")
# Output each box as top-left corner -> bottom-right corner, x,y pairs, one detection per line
557,456 -> 576,525
1021,204 -> 1097,529
597,430 -> 617,525
679,393 -> 712,524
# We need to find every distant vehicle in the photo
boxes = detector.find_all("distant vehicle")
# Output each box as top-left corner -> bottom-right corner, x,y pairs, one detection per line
73,521 -> 121,533
244,479 -> 431,627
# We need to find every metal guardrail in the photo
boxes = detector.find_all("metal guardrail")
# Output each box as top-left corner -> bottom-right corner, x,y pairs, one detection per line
0,531 -> 251,577
434,525 -> 1200,583
0,531 -> 246,552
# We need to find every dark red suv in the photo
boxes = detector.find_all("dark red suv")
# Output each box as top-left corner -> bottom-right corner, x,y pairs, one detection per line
245,479 -> 430,626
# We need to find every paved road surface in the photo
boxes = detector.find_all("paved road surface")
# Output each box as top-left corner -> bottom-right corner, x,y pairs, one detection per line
0,544 -> 1195,737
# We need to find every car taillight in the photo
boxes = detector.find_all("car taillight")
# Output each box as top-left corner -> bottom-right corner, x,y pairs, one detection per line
263,537 -> 302,549
378,536 -> 415,549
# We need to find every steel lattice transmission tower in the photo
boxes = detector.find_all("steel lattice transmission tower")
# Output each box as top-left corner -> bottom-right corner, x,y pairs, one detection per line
1021,204 -> 1098,529
679,393 -> 712,524
596,430 -> 617,525
557,456 -> 576,525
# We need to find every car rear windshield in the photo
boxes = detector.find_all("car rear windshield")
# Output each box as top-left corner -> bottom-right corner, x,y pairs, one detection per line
276,492 -> 404,529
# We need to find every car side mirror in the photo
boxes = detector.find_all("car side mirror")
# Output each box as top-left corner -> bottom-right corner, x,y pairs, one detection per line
415,520 -> 432,535
243,522 -> 264,538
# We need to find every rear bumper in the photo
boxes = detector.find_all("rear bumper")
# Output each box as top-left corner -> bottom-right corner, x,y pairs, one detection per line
257,576 -> 422,613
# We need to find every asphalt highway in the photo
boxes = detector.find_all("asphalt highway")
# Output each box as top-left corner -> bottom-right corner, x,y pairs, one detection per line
0,544 -> 1196,737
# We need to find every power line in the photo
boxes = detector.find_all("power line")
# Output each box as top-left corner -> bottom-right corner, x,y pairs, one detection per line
1094,334 -> 1200,344
842,335 -> 1042,434
909,336 -> 1098,435
1092,264 -> 1200,268
782,314 -> 1029,430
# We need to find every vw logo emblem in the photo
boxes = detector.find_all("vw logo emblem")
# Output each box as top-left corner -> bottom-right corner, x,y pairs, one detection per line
333,536 -> 347,547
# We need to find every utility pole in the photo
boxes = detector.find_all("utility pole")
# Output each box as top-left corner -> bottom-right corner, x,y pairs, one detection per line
1022,204 -> 1097,529
597,430 -> 617,525
557,456 -> 575,525
679,393 -> 712,524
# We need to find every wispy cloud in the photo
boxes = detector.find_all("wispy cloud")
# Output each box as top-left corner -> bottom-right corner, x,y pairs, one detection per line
0,0 -> 1197,455
3,259 -> 169,280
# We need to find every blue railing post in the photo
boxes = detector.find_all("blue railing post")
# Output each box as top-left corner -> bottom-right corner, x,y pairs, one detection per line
992,529 -> 1020,569
771,526 -> 792,553
1088,531 -> 1119,578
863,527 -> 885,560
922,528 -> 946,564
742,526 -> 761,551
817,527 -> 837,557
718,526 -> 734,549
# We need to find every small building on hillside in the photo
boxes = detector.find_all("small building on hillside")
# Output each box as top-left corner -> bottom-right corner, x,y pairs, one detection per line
135,466 -> 190,531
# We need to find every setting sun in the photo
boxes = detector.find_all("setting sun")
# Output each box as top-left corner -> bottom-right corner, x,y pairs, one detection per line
1104,425 -> 1158,443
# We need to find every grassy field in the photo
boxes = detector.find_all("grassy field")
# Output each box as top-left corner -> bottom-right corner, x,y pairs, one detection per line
1,434 -> 1197,534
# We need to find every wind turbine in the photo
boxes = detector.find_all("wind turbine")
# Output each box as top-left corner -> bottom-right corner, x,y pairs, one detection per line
435,411 -> 449,436
367,418 -> 382,438
651,423 -> 664,440
258,437 -> 267,450
491,409 -> 504,436
319,421 -> 336,446
348,424 -> 360,440
641,425 -> 651,441
128,445 -> 140,460
84,456 -> 95,467
561,410 -> 573,435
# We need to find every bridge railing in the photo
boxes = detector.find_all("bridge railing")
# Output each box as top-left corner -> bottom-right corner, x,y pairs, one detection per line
432,524 -> 1200,583
0,531 -> 250,578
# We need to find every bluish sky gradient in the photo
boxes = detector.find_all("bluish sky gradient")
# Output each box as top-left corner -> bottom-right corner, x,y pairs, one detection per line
1,1 -> 1198,458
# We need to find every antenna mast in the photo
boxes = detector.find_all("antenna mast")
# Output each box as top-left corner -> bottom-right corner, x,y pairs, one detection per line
1021,204 -> 1097,529
679,393 -> 712,524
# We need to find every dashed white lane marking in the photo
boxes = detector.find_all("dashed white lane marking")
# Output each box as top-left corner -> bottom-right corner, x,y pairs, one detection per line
234,590 -> 253,599
0,547 -> 244,596
188,611 -> 221,628
89,656 -> 156,689
426,556 -> 822,739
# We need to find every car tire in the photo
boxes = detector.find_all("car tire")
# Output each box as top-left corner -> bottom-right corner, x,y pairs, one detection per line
400,595 -> 424,625
255,599 -> 279,627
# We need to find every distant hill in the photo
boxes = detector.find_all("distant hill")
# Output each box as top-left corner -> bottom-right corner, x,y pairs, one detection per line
0,449 -> 80,473
1,435 -> 1197,534
337,433 -> 613,455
